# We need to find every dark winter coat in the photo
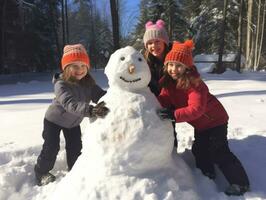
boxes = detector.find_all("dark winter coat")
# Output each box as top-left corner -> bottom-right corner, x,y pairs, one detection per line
45,73 -> 106,128
145,44 -> 172,97
158,80 -> 229,132
146,54 -> 165,97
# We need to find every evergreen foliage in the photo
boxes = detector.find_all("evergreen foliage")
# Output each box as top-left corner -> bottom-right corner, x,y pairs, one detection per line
130,0 -> 252,58
130,0 -> 187,50
24,0 -> 60,72
69,0 -> 113,68
1,0 -> 60,73
1,0 -> 266,73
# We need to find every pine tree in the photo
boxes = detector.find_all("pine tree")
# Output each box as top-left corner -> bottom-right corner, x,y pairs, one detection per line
21,0 -> 61,72
130,0 -> 186,50
69,0 -> 113,68
182,0 -> 241,55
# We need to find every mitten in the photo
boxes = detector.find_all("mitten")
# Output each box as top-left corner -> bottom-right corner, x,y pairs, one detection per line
157,107 -> 175,121
93,101 -> 110,118
85,101 -> 109,118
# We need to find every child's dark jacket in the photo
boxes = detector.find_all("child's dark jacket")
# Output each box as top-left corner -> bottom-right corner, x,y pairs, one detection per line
158,80 -> 229,132
146,54 -> 164,97
45,74 -> 105,128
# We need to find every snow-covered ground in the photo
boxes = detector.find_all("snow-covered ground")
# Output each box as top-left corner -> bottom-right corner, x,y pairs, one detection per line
0,67 -> 266,200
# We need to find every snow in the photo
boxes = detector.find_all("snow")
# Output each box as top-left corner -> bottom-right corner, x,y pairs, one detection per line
194,54 -> 246,64
1,59 -> 266,199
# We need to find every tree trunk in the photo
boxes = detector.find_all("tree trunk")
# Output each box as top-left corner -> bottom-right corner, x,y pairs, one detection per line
245,0 -> 253,70
236,0 -> 244,73
65,0 -> 69,44
257,1 -> 266,70
0,0 -> 7,74
48,0 -> 61,69
216,0 -> 228,74
168,0 -> 174,41
254,0 -> 261,70
61,0 -> 66,47
88,0 -> 96,68
110,0 -> 120,50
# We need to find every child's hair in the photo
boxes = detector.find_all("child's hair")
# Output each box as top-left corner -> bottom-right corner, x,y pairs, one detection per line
62,64 -> 95,86
160,65 -> 201,90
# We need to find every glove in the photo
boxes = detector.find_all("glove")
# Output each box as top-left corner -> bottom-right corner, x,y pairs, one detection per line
157,108 -> 175,121
86,101 -> 110,118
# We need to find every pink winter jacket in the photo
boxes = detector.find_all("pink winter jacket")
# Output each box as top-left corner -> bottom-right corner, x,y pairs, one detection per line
157,80 -> 229,132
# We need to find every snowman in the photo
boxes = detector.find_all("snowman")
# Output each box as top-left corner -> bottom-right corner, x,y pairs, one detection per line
48,46 -> 199,200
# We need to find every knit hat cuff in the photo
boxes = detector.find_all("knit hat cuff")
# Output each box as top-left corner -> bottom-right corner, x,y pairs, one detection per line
143,29 -> 169,47
164,40 -> 194,67
61,52 -> 90,70
164,52 -> 194,67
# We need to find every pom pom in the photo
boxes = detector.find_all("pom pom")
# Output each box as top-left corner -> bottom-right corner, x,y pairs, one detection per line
171,41 -> 182,51
145,21 -> 154,29
156,19 -> 165,28
184,40 -> 194,49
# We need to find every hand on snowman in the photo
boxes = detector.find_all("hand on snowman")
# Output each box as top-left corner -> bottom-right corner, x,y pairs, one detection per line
85,101 -> 109,119
157,108 -> 175,121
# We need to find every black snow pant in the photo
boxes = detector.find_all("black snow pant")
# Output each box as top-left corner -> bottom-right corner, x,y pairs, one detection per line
172,122 -> 178,148
35,119 -> 82,175
191,123 -> 249,187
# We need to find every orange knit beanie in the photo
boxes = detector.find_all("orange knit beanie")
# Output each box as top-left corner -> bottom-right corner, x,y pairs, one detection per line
61,44 -> 90,70
164,40 -> 194,67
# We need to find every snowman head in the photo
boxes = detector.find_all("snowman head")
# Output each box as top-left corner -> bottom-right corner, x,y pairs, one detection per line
105,46 -> 151,91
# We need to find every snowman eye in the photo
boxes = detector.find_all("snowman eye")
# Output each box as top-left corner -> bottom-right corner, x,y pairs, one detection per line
120,56 -> 125,61
138,57 -> 142,62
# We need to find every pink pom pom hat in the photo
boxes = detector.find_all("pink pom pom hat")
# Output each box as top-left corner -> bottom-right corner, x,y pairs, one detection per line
143,19 -> 169,48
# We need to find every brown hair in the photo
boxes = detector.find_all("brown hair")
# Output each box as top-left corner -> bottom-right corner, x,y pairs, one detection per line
62,64 -> 95,86
160,65 -> 201,90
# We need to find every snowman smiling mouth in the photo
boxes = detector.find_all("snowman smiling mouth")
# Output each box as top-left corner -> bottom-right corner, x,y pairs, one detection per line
120,76 -> 141,83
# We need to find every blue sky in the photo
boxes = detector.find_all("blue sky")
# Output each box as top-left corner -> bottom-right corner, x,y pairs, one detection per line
98,0 -> 141,36
69,0 -> 141,36
120,0 -> 141,36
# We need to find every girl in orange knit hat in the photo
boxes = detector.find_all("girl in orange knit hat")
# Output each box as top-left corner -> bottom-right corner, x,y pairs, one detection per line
157,40 -> 250,196
34,44 -> 109,186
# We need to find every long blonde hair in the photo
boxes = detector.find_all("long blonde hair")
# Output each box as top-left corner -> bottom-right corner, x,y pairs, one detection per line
62,64 -> 95,86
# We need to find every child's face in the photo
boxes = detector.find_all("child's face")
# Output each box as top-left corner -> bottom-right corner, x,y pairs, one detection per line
69,62 -> 88,80
146,39 -> 165,58
166,62 -> 186,80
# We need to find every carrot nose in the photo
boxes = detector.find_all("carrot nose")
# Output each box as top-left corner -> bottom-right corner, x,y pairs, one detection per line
128,65 -> 135,74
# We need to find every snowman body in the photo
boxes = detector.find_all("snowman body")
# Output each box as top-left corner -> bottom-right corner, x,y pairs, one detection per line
48,46 -> 198,200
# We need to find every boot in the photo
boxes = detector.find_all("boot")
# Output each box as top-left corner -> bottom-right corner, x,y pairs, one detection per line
202,171 -> 216,180
224,184 -> 249,196
34,166 -> 56,186
35,172 -> 56,186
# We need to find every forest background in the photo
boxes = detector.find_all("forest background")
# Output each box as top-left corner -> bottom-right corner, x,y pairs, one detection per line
1,0 -> 266,74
